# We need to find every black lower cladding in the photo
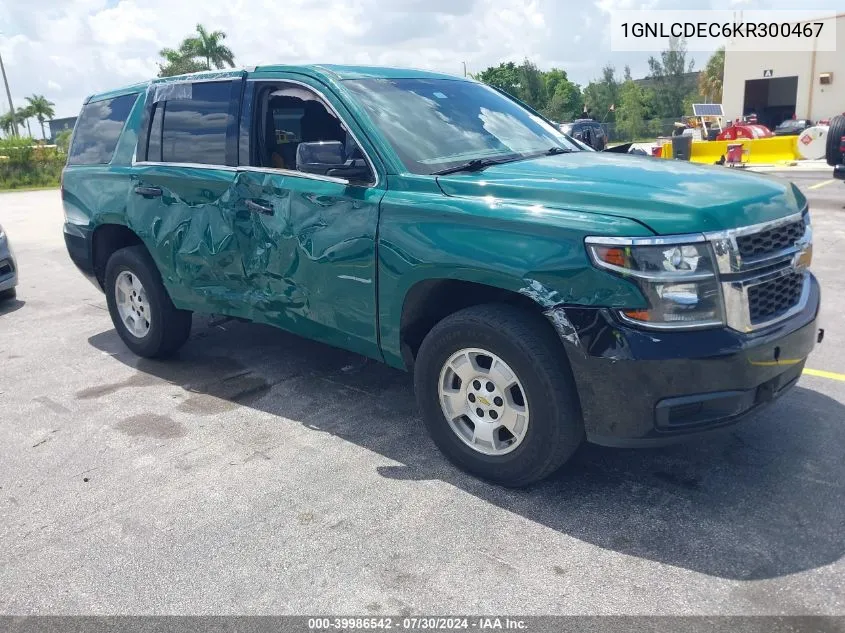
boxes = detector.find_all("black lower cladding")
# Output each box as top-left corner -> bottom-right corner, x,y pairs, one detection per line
63,223 -> 98,286
556,273 -> 820,446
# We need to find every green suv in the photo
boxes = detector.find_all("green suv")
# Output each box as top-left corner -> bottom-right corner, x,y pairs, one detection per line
62,65 -> 821,486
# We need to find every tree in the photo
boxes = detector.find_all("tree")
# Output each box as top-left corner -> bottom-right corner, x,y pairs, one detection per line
542,69 -> 582,122
516,59 -> 546,110
158,47 -> 208,78
475,62 -> 521,97
616,79 -> 649,141
0,108 -> 26,137
17,106 -> 33,137
647,37 -> 695,118
698,47 -> 725,103
157,24 -> 236,78
55,129 -> 72,153
25,95 -> 55,139
184,24 -> 235,71
0,111 -> 15,137
582,65 -> 619,121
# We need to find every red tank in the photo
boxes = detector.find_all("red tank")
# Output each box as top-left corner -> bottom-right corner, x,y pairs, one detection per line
717,123 -> 773,141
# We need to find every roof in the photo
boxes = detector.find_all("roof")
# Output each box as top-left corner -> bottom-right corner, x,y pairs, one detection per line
253,64 -> 464,81
304,65 -> 462,81
85,64 -> 467,103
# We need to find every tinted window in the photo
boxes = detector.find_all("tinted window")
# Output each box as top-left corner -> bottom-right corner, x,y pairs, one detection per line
146,81 -> 233,165
68,93 -> 138,165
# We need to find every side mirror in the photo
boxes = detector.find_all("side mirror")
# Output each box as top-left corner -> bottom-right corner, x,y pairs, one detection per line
296,141 -> 371,182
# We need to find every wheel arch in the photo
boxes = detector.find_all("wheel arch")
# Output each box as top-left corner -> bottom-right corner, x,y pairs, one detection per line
90,222 -> 146,288
396,275 -> 569,371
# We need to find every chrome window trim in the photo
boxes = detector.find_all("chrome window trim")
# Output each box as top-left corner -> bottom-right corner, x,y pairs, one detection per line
132,160 -> 237,172
237,165 -> 352,186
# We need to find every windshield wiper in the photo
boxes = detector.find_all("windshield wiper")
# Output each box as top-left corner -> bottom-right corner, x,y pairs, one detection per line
432,156 -> 516,176
432,147 -> 573,176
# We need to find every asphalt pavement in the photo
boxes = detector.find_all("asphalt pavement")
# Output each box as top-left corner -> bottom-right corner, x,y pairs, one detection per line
0,171 -> 843,615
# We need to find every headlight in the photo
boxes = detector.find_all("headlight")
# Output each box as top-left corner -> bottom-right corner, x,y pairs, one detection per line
586,236 -> 724,329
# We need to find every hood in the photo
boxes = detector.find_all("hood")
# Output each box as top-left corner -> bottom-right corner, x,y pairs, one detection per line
435,152 -> 805,235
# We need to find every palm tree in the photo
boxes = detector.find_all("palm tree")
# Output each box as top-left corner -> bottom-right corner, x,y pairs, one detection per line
25,95 -> 55,140
17,105 -> 34,137
0,111 -> 15,137
698,47 -> 725,104
184,24 -> 235,70
1,108 -> 26,137
158,42 -> 208,77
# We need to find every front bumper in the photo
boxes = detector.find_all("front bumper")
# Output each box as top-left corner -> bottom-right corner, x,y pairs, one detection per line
555,273 -> 821,446
0,236 -> 17,293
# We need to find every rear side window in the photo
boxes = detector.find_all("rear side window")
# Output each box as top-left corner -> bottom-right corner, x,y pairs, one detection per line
68,93 -> 139,165
144,81 -> 233,165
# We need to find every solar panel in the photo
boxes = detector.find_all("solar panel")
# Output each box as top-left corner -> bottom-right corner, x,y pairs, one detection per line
693,103 -> 724,117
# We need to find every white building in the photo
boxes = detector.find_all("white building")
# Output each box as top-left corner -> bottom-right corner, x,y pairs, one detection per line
722,12 -> 844,129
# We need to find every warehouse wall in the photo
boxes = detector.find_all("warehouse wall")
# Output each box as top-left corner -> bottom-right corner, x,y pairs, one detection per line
723,13 -> 844,123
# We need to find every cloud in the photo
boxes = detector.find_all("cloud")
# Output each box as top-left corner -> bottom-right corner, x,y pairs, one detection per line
1,0 -> 842,137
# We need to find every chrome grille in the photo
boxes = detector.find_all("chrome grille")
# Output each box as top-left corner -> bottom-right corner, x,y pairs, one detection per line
735,219 -> 804,259
706,210 -> 811,332
748,272 -> 805,324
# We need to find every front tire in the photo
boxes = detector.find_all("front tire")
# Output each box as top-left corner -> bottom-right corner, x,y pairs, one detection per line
0,287 -> 16,302
414,304 -> 584,487
104,245 -> 192,358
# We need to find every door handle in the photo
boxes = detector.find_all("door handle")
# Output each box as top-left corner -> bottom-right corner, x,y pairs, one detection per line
134,186 -> 162,198
246,199 -> 274,216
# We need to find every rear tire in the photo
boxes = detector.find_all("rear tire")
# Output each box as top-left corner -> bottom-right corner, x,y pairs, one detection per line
414,303 -> 584,487
826,115 -> 845,167
104,245 -> 192,358
0,287 -> 16,301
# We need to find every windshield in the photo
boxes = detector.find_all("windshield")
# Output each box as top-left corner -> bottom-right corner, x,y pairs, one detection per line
343,78 -> 580,175
777,120 -> 802,129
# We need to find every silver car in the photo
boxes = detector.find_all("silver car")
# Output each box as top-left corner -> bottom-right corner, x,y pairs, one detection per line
0,223 -> 18,301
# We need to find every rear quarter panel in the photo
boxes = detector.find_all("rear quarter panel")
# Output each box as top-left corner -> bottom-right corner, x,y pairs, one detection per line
61,91 -> 145,232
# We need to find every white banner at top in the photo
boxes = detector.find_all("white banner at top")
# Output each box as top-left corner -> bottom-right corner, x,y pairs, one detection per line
609,10 -> 838,52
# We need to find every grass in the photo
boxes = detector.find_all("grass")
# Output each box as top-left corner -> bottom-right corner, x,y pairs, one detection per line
0,184 -> 59,193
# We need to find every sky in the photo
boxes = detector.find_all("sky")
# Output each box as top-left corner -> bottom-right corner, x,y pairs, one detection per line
0,0 -> 842,135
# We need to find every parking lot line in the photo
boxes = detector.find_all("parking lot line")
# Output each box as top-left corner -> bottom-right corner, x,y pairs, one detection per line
808,179 -> 835,190
804,368 -> 845,382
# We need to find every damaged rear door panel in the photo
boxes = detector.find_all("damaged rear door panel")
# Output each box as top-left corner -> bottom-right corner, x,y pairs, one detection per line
130,75 -> 248,314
